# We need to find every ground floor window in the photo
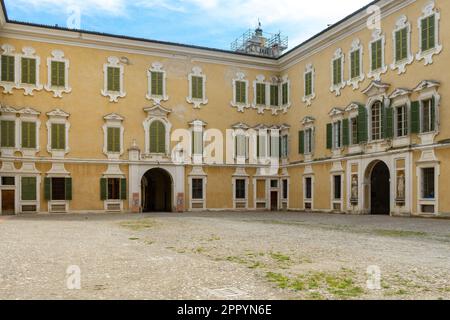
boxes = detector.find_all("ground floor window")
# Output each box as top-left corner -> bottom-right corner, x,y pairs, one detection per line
51,178 -> 66,201
282,179 -> 288,200
1,177 -> 15,186
21,177 -> 37,201
100,178 -> 126,201
333,175 -> 342,200
421,168 -> 435,199
305,177 -> 312,200
235,179 -> 246,200
192,178 -> 204,200
44,177 -> 72,201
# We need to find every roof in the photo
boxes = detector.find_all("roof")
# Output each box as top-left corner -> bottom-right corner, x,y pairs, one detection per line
0,0 -> 382,61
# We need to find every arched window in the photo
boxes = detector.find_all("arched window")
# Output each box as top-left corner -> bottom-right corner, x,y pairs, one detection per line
149,120 -> 166,154
371,101 -> 382,141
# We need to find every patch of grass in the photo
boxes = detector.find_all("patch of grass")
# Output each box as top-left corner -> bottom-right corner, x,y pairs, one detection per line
194,247 -> 207,254
373,229 -> 427,238
266,272 -> 290,289
270,252 -> 291,263
119,219 -> 157,231
248,261 -> 266,269
128,237 -> 140,241
307,292 -> 325,300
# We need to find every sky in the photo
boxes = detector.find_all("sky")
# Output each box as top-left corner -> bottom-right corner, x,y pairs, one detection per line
4,0 -> 374,51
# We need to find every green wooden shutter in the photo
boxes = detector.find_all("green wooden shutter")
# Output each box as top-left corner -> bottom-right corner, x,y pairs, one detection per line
326,124 -> 333,150
157,121 -> 165,153
113,68 -> 120,92
107,127 -> 113,152
22,177 -> 37,201
151,72 -> 163,96
429,15 -> 435,50
100,178 -> 107,200
1,55 -> 15,82
107,67 -> 114,91
357,105 -> 368,143
22,58 -> 36,85
299,130 -> 304,154
385,107 -> 394,139
305,72 -> 312,96
65,177 -> 72,201
1,120 -> 15,148
51,123 -> 58,149
52,124 -> 65,150
1,55 -> 7,81
410,101 -> 420,134
149,122 -> 157,153
282,83 -> 288,105
22,122 -> 36,149
431,96 -> 436,132
51,61 -> 58,86
342,118 -> 349,146
395,30 -> 401,62
51,61 -> 65,87
240,82 -> 246,104
120,178 -> 127,200
44,177 -> 51,200
114,128 -> 120,153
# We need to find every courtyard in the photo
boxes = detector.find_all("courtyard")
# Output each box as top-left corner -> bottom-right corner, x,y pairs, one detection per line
0,211 -> 449,300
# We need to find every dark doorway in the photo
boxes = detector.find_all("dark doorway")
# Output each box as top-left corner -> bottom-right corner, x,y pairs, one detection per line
270,191 -> 278,211
1,190 -> 15,215
370,161 -> 390,215
141,168 -> 172,212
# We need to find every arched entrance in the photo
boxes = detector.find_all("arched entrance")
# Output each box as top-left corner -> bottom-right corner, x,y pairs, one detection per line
141,168 -> 173,212
369,161 -> 390,215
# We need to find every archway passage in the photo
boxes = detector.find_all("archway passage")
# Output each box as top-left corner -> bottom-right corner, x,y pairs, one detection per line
141,168 -> 172,212
370,161 -> 390,215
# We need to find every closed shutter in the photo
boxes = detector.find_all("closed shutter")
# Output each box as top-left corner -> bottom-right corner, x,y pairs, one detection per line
305,72 -> 312,96
1,55 -> 15,82
410,101 -> 420,134
1,120 -> 15,148
51,61 -> 65,87
157,122 -> 165,153
431,96 -> 436,131
342,118 -> 349,146
120,178 -> 127,200
22,122 -> 36,149
100,178 -> 107,200
107,127 -> 113,152
270,85 -> 279,106
282,83 -> 288,105
44,177 -> 51,200
21,177 -> 37,201
395,30 -> 402,62
151,72 -> 163,96
21,58 -> 36,85
256,83 -> 265,105
236,81 -> 246,104
385,107 -> 394,139
150,121 -> 165,154
65,178 -> 72,201
51,123 -> 65,150
107,127 -> 120,153
299,130 -> 304,154
357,105 -> 368,143
326,123 -> 332,150
429,15 -> 436,49
107,67 -> 120,92
107,67 -> 114,91
192,76 -> 203,100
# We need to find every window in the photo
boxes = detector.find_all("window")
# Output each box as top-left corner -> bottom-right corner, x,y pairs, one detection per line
21,177 -> 37,201
271,180 -> 278,188
21,121 -> 37,149
280,135 -> 288,158
235,134 -> 247,158
235,179 -> 246,200
304,128 -> 313,154
304,71 -> 313,97
333,175 -> 342,200
282,180 -> 288,200
332,58 -> 342,86
371,40 -> 383,71
421,14 -> 436,52
351,118 -> 358,145
107,127 -> 121,153
100,178 -> 126,201
235,81 -> 246,104
396,105 -> 408,137
350,49 -> 360,79
270,84 -> 279,107
21,57 -> 37,85
190,76 -> 203,100
49,178 -> 68,201
422,99 -> 435,133
192,131 -> 203,156
51,61 -> 65,87
192,179 -> 204,200
371,102 -> 382,141
51,123 -> 66,150
2,177 -> 15,186
1,120 -> 15,148
422,168 -> 435,199
282,82 -> 289,106
305,177 -> 312,200
107,178 -> 120,200
107,67 -> 120,92
257,133 -> 267,158
255,83 -> 266,105
270,134 -> 280,158
395,27 -> 408,62
151,71 -> 164,96
149,120 -> 166,154
1,55 -> 15,82
333,121 -> 342,149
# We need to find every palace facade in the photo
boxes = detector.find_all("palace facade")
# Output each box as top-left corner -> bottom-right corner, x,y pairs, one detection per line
0,0 -> 449,217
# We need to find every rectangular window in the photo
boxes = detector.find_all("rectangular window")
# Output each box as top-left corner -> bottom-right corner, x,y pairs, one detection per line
333,58 -> 342,86
396,105 -> 408,137
282,180 -> 288,200
107,178 -> 121,200
271,180 -> 278,188
371,102 -> 382,140
235,81 -> 246,104
21,121 -> 37,149
1,120 -> 15,148
350,49 -> 360,79
281,135 -> 288,158
107,67 -> 121,92
51,61 -> 65,87
51,177 -> 66,201
192,179 -> 203,200
192,131 -> 203,155
255,83 -> 266,105
270,85 -> 279,107
304,128 -> 313,154
1,55 -> 15,82
371,40 -> 383,71
51,123 -> 66,150
235,179 -> 246,200
257,134 -> 267,158
21,57 -> 37,85
422,168 -> 435,199
351,118 -> 358,145
235,134 -> 247,158
270,135 -> 280,158
305,177 -> 312,200
422,99 -> 435,133
333,175 -> 342,200
421,14 -> 436,52
2,177 -> 15,186
107,127 -> 121,153
282,82 -> 289,105
151,71 -> 164,96
305,71 -> 313,97
21,177 -> 37,201
191,76 -> 203,100
333,121 -> 342,149
395,28 -> 408,62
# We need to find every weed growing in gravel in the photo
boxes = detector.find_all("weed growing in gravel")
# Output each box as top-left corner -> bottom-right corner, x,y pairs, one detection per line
119,219 -> 157,231
129,237 -> 140,241
373,229 -> 427,238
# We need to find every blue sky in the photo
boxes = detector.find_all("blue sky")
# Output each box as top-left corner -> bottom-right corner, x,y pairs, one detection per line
4,0 -> 373,51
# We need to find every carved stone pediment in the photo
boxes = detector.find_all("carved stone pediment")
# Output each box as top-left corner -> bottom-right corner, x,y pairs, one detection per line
362,81 -> 390,97
46,108 -> 70,118
328,107 -> 345,117
103,113 -> 124,121
301,116 -> 316,126
143,104 -> 172,117
18,107 -> 41,116
413,80 -> 440,92
389,88 -> 412,99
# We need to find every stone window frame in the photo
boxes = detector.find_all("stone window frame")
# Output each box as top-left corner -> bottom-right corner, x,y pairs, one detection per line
368,29 -> 388,81
44,50 -> 72,98
230,72 -> 250,112
390,15 -> 414,74
188,166 -> 207,211
186,66 -> 208,109
303,167 -> 315,211
101,56 -> 126,103
389,88 -> 412,147
252,75 -> 269,114
416,0 -> 442,66
0,44 -> 18,94
232,168 -> 249,210
416,150 -> 440,215
46,108 -> 71,157
142,105 -> 172,158
328,107 -> 345,157
17,46 -> 44,96
146,62 -> 169,104
302,63 -> 316,106
280,75 -> 291,114
0,106 -> 19,154
347,39 -> 365,90
330,48 -> 346,96
18,107 -> 41,156
102,113 -> 125,159
301,116 -> 316,160
413,80 -> 440,145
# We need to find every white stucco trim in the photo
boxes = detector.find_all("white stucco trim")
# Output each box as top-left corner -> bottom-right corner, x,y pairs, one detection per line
252,74 -> 269,114
16,46 -> 44,96
302,63 -> 316,106
0,44 -> 18,94
188,166 -> 207,211
102,113 -> 125,159
390,15 -> 414,74
347,39 -> 365,90
303,168 -> 314,211
186,66 -> 208,109
101,56 -> 126,102
415,149 -> 439,216
231,72 -> 250,112
280,75 -> 291,114
18,107 -> 41,156
142,105 -> 172,158
146,62 -> 169,104
46,108 -> 70,157
416,1 -> 442,66
367,29 -> 388,81
44,50 -> 72,98
330,48 -> 346,96
232,168 -> 249,210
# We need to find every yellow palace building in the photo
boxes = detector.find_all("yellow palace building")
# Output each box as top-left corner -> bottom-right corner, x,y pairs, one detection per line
0,0 -> 449,217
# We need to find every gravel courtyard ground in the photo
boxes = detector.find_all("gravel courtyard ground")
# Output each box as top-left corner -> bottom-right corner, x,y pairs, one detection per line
0,211 -> 449,300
